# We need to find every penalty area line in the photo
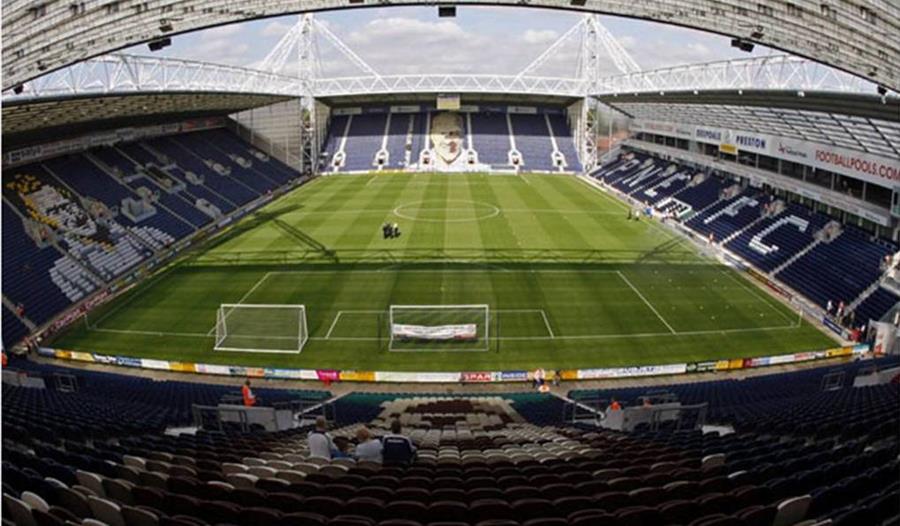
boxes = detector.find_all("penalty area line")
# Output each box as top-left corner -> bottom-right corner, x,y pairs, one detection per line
325,311 -> 344,339
540,310 -> 555,339
207,272 -> 273,336
617,270 -> 677,334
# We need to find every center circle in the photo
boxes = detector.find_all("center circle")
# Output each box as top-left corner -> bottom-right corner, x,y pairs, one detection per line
393,199 -> 500,223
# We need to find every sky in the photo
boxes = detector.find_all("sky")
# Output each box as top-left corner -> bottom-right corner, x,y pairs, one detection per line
132,6 -> 778,78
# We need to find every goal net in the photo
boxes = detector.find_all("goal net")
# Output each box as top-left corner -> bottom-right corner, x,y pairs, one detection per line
389,304 -> 490,352
215,304 -> 308,353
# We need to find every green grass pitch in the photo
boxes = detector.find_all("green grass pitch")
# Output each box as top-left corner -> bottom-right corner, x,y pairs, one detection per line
53,172 -> 836,371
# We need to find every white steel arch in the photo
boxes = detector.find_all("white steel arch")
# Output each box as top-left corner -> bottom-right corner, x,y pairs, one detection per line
594,55 -> 881,96
2,54 -> 300,101
3,54 -> 886,103
1,0 -> 898,93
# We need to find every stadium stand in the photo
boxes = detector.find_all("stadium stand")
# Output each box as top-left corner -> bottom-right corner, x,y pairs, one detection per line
341,114 -> 389,172
724,203 -> 831,273
1,128 -> 304,349
469,113 -> 513,167
385,114 -> 413,169
685,191 -> 764,243
318,108 -> 581,173
509,114 -> 555,172
596,148 -> 900,326
2,355 -> 898,526
856,288 -> 900,326
776,227 -> 896,312
1,201 -> 94,327
547,115 -> 581,173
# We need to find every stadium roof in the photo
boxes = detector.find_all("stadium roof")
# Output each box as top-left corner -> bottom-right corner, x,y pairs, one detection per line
2,1 -> 898,93
602,91 -> 900,159
2,93 -> 290,148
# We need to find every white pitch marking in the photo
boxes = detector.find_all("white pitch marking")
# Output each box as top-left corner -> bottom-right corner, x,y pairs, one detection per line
719,270 -> 797,325
324,311 -> 344,339
539,309 -> 555,338
617,270 -> 677,334
206,271 -> 273,335
91,321 -> 801,342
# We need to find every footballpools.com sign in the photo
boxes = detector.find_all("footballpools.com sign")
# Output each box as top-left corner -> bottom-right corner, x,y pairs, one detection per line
632,120 -> 900,189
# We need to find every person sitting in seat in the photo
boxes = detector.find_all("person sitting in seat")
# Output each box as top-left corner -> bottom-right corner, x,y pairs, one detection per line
382,419 -> 416,464
308,416 -> 338,459
355,426 -> 383,463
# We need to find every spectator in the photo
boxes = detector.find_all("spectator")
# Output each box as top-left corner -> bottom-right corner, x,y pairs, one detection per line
642,398 -> 653,408
826,299 -> 833,315
607,398 -> 621,412
383,419 -> 416,464
355,427 -> 383,463
333,437 -> 354,460
241,380 -> 256,407
308,416 -> 338,460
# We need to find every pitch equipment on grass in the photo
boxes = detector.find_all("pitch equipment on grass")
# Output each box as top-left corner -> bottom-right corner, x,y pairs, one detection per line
215,304 -> 308,353
388,304 -> 490,352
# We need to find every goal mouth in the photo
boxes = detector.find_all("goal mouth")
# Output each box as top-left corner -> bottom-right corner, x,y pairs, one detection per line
388,304 -> 490,352
215,303 -> 308,354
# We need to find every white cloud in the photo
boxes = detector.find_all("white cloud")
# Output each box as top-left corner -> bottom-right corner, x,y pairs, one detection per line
522,29 -> 558,45
261,21 -> 291,39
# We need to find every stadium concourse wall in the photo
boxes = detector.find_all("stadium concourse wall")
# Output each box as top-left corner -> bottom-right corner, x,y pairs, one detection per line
34,343 -> 870,384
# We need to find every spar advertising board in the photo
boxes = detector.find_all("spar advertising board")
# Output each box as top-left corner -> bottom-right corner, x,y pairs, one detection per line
631,120 -> 900,190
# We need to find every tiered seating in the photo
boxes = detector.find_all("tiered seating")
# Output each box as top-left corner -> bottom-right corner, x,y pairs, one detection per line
5,359 -> 329,433
150,136 -> 259,206
609,160 -> 667,197
1,202 -> 88,325
342,114 -> 388,172
2,129 -> 301,342
547,114 -> 581,172
43,153 -> 195,242
685,190 -> 764,242
570,356 -> 900,434
115,143 -> 214,229
178,133 -> 278,195
725,203 -> 829,272
4,167 -> 174,282
658,177 -> 727,216
206,129 -> 300,186
855,287 -> 900,325
777,227 -> 895,309
385,114 -> 412,169
3,356 -> 898,526
2,304 -> 30,349
409,113 -> 427,166
633,169 -> 692,206
470,113 -> 511,166
321,115 -> 350,171
591,153 -> 651,186
510,114 -> 554,171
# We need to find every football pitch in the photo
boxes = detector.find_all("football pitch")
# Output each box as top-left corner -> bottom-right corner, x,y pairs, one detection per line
53,172 -> 835,371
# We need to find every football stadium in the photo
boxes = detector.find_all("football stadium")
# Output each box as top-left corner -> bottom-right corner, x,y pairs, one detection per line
2,2 -> 900,526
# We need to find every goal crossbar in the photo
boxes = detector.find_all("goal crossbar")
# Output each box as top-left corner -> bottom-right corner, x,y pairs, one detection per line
215,303 -> 308,354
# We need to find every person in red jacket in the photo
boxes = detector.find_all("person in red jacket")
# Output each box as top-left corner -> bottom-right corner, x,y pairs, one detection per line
607,398 -> 621,412
241,379 -> 256,407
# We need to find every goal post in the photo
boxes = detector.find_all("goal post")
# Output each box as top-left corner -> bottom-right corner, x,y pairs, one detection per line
215,304 -> 308,353
388,304 -> 490,352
